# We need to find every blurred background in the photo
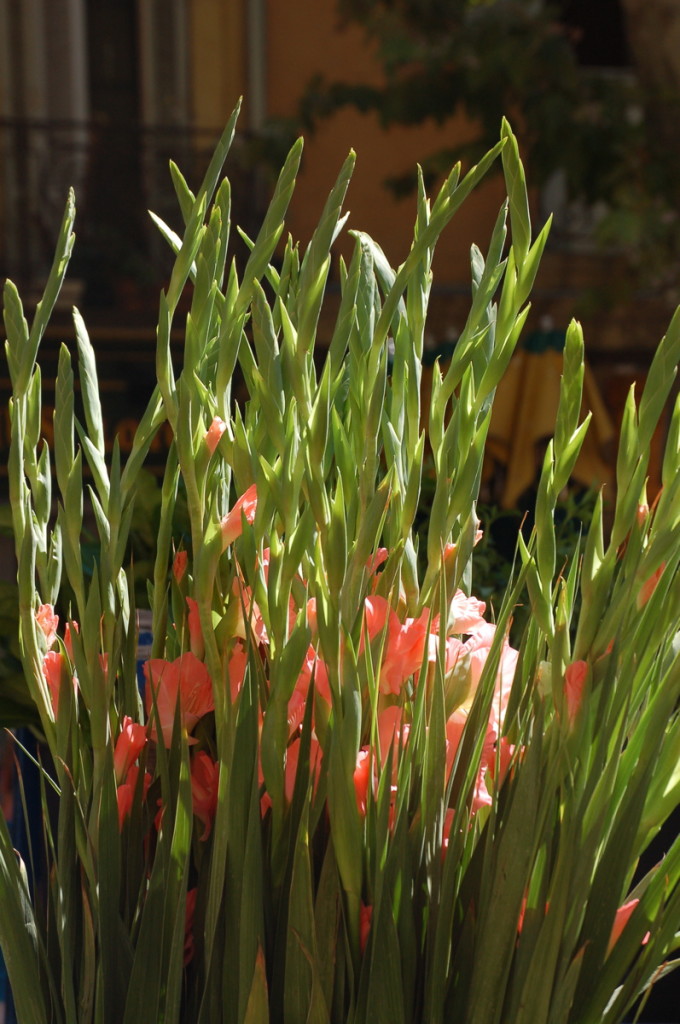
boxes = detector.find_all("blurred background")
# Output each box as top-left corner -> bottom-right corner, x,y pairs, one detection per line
0,4 -> 679,1019
3,1 -> 679,527
1,0 -> 679,493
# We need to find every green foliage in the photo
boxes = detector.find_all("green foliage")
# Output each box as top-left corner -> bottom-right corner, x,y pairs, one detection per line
299,0 -> 680,300
1,108 -> 679,1024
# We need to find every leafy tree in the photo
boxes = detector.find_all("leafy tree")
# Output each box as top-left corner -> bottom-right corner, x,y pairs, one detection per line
299,0 -> 680,302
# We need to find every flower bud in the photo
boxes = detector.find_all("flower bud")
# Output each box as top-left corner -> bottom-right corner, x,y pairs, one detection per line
220,483 -> 258,550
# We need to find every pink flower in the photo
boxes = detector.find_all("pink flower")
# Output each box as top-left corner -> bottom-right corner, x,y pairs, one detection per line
220,483 -> 258,550
564,660 -> 588,727
636,502 -> 649,527
283,735 -> 322,804
173,550 -> 188,584
185,597 -> 204,660
190,751 -> 219,840
360,903 -> 373,953
42,651 -> 74,715
144,652 -> 215,746
116,764 -> 151,830
638,562 -> 665,609
64,621 -> 79,661
448,590 -> 487,634
362,595 -> 391,645
383,611 -> 430,695
205,415 -> 227,455
487,736 -> 516,788
287,645 -> 332,735
366,548 -> 388,575
35,603 -> 59,649
231,576 -> 268,646
470,765 -> 493,813
442,623 -> 517,725
306,598 -> 318,639
445,709 -> 468,778
258,735 -> 322,817
117,780 -> 133,830
445,711 -> 495,815
377,705 -> 410,771
442,531 -> 482,573
113,716 -> 147,784
354,748 -> 371,816
466,624 -> 501,693
362,596 -> 429,695
228,642 -> 248,702
607,898 -> 650,955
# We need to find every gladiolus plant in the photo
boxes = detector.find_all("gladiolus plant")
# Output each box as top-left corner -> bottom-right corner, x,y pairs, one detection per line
1,103 -> 679,1023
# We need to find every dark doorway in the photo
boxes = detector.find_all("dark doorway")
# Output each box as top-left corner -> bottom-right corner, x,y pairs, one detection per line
80,0 -> 150,306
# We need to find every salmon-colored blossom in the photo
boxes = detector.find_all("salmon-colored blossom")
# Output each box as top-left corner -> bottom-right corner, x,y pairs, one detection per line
360,903 -> 373,953
228,642 -> 248,702
306,598 -> 318,638
64,621 -> 79,661
220,483 -> 258,550
284,736 -> 322,804
383,610 -> 430,694
190,751 -> 219,840
442,623 -> 517,727
442,530 -> 482,573
635,502 -> 649,527
42,651 -> 73,715
445,709 -> 468,779
487,736 -> 516,787
354,748 -> 371,816
231,576 -> 268,645
144,652 -> 215,746
116,764 -> 151,830
113,715 -> 147,784
258,735 -> 322,816
448,590 -> 487,634
607,898 -> 650,955
362,596 -> 430,695
173,550 -> 188,584
35,603 -> 59,649
366,548 -> 388,575
117,780 -> 133,829
185,597 -> 204,659
377,705 -> 410,770
445,711 -> 497,813
638,562 -> 665,609
287,645 -> 332,735
205,415 -> 227,455
470,765 -> 493,812
564,660 -> 588,727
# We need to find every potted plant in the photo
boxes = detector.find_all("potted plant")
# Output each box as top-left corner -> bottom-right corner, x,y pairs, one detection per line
1,103 -> 678,1023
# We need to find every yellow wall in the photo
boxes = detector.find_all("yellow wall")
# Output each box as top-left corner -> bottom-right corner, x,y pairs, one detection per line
190,0 -> 246,128
189,0 -> 507,285
265,1 -> 506,282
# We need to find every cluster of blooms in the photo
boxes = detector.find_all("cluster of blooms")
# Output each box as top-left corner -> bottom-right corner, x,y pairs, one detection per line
35,468 -> 656,962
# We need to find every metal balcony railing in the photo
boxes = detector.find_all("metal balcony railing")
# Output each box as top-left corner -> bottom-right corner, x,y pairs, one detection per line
0,117 -> 271,306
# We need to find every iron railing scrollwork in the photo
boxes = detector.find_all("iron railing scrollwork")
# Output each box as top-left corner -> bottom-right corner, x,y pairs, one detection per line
0,117 -> 269,306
